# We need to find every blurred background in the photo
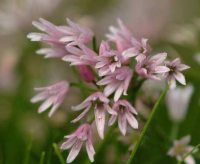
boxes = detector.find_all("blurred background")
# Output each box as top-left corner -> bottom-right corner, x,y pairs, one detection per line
0,0 -> 200,164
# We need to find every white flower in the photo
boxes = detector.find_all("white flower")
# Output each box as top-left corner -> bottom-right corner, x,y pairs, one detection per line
168,135 -> 197,164
166,84 -> 194,123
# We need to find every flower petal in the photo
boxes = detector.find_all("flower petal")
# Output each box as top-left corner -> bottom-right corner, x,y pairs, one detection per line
125,112 -> 138,129
118,113 -> 127,135
174,72 -> 186,85
95,107 -> 106,139
108,115 -> 117,126
67,140 -> 83,163
86,140 -> 95,162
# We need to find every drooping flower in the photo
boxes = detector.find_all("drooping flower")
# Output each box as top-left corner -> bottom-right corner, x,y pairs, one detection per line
31,81 -> 69,117
166,85 -> 194,123
61,124 -> 95,163
108,100 -> 138,135
71,92 -> 116,139
76,65 -> 95,82
62,43 -> 97,66
95,41 -> 124,76
168,135 -> 197,164
164,58 -> 190,89
27,18 -> 93,58
135,52 -> 169,80
97,67 -> 133,102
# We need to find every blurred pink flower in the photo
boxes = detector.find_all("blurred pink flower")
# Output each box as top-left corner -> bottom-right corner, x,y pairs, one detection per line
71,92 -> 116,139
108,100 -> 138,135
76,65 -> 95,82
135,52 -> 169,80
106,19 -> 133,52
27,18 -> 93,58
61,123 -> 95,163
31,81 -> 69,117
59,18 -> 93,45
164,58 -> 190,89
95,41 -> 124,76
97,67 -> 133,102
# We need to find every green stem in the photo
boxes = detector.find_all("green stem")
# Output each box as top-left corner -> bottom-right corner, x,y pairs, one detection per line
170,123 -> 179,141
39,152 -> 45,164
177,144 -> 200,164
53,143 -> 65,164
127,87 -> 168,164
92,36 -> 98,53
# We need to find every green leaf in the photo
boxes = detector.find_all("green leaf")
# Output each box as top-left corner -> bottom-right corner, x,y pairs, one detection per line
127,87 -> 169,164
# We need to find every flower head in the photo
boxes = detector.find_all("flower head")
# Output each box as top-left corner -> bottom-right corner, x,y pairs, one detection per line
164,58 -> 190,89
71,92 -> 116,139
135,52 -> 169,80
108,100 -> 138,135
31,81 -> 69,117
61,123 -> 95,163
168,135 -> 197,164
95,41 -> 124,76
97,67 -> 133,102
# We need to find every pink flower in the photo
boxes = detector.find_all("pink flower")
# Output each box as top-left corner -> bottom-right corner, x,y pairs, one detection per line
95,41 -> 124,76
108,100 -> 138,135
135,52 -> 170,80
71,92 -> 116,139
31,81 -> 69,117
76,65 -> 95,82
27,18 -> 93,58
61,124 -> 95,163
122,38 -> 150,62
62,44 -> 97,66
97,67 -> 133,102
106,19 -> 133,52
164,58 -> 190,89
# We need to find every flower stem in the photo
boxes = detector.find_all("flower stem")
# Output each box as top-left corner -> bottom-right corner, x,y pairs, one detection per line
92,36 -> 98,53
170,122 -> 179,141
127,87 -> 168,164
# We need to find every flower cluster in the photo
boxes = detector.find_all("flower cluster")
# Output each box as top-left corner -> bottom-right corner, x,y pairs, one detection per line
28,18 -> 190,163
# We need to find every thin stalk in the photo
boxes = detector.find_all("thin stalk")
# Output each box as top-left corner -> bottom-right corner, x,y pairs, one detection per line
53,143 -> 65,164
127,87 -> 168,164
92,37 -> 98,53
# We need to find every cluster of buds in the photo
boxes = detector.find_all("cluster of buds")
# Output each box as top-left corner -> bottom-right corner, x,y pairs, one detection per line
28,18 -> 190,163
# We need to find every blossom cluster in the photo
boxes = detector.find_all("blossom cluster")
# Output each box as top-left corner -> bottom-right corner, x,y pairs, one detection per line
28,18 -> 190,163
